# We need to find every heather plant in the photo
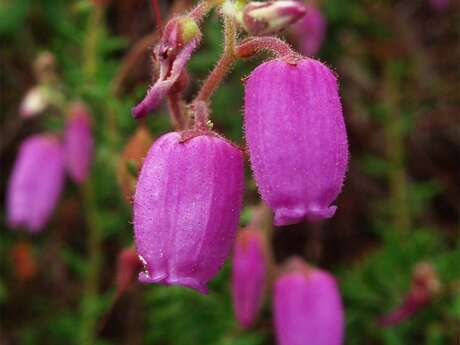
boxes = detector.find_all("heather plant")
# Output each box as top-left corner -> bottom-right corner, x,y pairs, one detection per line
1,1 -> 459,345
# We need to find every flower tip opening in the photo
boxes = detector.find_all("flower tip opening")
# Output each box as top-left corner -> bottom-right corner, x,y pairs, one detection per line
274,205 -> 337,226
138,270 -> 209,294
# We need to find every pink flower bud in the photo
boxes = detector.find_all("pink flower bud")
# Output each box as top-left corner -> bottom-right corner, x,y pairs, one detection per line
19,86 -> 48,118
7,135 -> 65,233
244,58 -> 348,226
232,228 -> 267,329
274,258 -> 344,345
292,4 -> 326,56
64,102 -> 94,183
243,1 -> 306,36
132,17 -> 201,119
134,131 -> 244,294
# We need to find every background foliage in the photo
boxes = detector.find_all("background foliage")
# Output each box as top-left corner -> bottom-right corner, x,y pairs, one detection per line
1,0 -> 459,344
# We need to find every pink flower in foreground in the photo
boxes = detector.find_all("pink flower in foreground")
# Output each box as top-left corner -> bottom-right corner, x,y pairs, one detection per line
232,228 -> 267,329
64,102 -> 93,183
244,58 -> 348,226
134,131 -> 244,293
7,135 -> 65,233
274,258 -> 344,345
292,4 -> 326,56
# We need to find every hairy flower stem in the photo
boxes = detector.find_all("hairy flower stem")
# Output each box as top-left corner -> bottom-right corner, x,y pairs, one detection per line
189,0 -> 223,23
235,36 -> 300,62
194,15 -> 237,104
191,100 -> 210,130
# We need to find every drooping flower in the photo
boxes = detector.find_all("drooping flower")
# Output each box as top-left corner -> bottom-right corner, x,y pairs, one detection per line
244,58 -> 348,226
232,228 -> 267,329
132,17 -> 201,119
378,262 -> 441,327
64,102 -> 94,183
242,0 -> 306,36
274,258 -> 344,345
134,131 -> 244,293
7,134 -> 65,233
117,126 -> 153,202
292,4 -> 326,56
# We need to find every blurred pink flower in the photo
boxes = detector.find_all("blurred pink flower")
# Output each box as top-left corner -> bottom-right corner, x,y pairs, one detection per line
64,102 -> 94,184
232,228 -> 267,329
7,134 -> 65,233
429,0 -> 450,11
292,4 -> 326,56
274,258 -> 344,345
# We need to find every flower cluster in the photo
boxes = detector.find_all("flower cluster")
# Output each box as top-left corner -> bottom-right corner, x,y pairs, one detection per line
132,0 -> 348,296
130,0 -> 349,340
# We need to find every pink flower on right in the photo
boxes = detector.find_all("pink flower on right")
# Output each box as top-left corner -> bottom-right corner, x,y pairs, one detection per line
274,258 -> 344,345
292,4 -> 327,56
244,58 -> 349,226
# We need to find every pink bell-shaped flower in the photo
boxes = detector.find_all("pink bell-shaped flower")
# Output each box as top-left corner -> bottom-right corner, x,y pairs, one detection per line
7,134 -> 65,233
244,58 -> 349,226
231,228 -> 267,329
64,102 -> 94,183
134,131 -> 244,293
274,258 -> 344,345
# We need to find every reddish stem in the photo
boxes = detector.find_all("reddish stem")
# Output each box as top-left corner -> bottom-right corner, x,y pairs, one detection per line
151,0 -> 163,32
236,36 -> 301,63
194,15 -> 236,103
189,1 -> 213,23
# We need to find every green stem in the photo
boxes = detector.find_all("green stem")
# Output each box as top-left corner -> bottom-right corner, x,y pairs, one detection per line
83,5 -> 104,80
383,63 -> 410,235
79,5 -> 107,345
80,180 -> 103,345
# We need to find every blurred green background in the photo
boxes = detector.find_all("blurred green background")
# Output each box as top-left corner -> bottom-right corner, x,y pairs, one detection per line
0,0 -> 459,344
